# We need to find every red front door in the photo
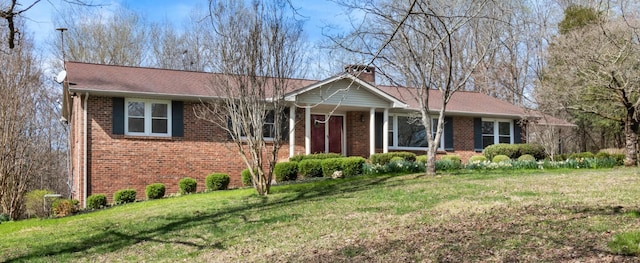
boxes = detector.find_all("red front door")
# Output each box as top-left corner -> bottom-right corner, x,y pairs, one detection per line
310,114 -> 343,154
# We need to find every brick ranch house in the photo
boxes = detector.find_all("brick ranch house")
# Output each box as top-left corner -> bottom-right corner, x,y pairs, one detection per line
61,62 -> 567,206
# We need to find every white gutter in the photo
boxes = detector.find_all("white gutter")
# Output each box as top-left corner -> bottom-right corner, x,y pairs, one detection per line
83,92 -> 89,208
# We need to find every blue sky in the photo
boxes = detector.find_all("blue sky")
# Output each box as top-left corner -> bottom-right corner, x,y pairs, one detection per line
26,0 -> 354,50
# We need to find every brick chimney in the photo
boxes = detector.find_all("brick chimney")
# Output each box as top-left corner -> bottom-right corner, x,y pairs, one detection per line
344,64 -> 375,83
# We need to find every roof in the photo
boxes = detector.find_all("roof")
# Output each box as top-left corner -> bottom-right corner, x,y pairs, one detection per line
63,61 -> 572,125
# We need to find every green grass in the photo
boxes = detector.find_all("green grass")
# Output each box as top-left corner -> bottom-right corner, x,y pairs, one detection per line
1,168 -> 640,262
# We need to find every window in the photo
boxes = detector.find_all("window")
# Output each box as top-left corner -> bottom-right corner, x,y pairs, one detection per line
125,99 -> 171,136
388,115 -> 443,149
482,119 -> 512,147
233,110 -> 285,140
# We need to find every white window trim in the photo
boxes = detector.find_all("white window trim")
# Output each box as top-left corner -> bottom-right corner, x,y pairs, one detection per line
388,114 -> 444,151
481,118 -> 514,145
124,98 -> 172,137
238,110 -> 278,141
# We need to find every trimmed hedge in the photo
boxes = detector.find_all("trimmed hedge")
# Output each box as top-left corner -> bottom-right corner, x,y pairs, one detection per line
342,157 -> 366,177
517,154 -> 536,161
179,177 -> 197,194
145,183 -> 166,200
289,153 -> 343,162
114,189 -> 136,205
416,155 -> 427,164
370,152 -> 417,165
86,194 -> 107,210
298,159 -> 323,178
492,155 -> 511,163
274,162 -> 298,182
241,169 -> 253,187
206,173 -> 230,190
484,143 -> 546,160
321,158 -> 343,177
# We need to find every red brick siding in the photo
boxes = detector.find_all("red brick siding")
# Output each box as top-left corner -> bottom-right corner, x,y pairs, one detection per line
74,96 -> 303,203
450,116 -> 480,162
346,111 -> 370,157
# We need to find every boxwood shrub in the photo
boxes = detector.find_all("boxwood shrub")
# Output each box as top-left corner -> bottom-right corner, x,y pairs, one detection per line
416,155 -> 427,164
179,177 -> 197,194
86,194 -> 107,210
440,155 -> 461,164
241,169 -> 253,187
298,159 -> 323,178
321,158 -> 343,177
492,155 -> 511,163
484,143 -> 546,160
114,189 -> 136,205
206,173 -> 230,190
468,155 -> 487,163
517,154 -> 536,161
145,183 -> 166,200
274,162 -> 298,182
289,153 -> 343,162
370,152 -> 416,165
341,157 -> 366,177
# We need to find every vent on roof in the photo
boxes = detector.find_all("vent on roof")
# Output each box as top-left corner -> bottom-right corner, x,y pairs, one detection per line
344,64 -> 375,84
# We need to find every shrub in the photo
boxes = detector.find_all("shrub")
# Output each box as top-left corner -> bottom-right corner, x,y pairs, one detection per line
517,154 -> 536,161
179,177 -> 198,194
468,155 -> 487,163
492,155 -> 511,163
370,152 -> 416,165
341,157 -> 366,177
517,144 -> 546,160
611,154 -> 625,166
416,155 -> 427,164
484,143 -> 546,160
86,194 -> 107,210
436,159 -> 463,171
114,189 -> 137,205
0,213 -> 9,223
440,155 -> 462,164
207,173 -> 230,190
321,158 -> 343,177
24,189 -> 54,218
390,156 -> 404,163
274,162 -> 298,182
145,183 -> 166,200
289,153 -> 343,162
511,160 -> 538,169
298,159 -> 323,178
52,199 -> 78,217
241,169 -> 253,187
568,152 -> 594,160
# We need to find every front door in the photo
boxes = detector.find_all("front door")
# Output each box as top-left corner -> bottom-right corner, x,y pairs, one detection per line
310,114 -> 343,154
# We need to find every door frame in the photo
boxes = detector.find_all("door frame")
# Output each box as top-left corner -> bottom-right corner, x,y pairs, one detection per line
310,112 -> 346,155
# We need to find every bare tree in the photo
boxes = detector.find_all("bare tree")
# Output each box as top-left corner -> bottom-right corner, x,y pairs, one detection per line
337,0 -> 502,175
194,0 -> 304,195
0,28 -> 49,219
540,7 -> 640,165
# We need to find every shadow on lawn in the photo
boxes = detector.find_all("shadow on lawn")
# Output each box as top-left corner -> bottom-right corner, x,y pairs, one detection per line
6,175 -> 396,262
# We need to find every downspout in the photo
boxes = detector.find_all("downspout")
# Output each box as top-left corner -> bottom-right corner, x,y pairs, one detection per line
83,92 -> 89,208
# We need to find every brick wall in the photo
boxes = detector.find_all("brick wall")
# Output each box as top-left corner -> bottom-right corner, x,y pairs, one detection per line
346,111 -> 370,157
74,96 -> 305,203
450,116 -> 480,162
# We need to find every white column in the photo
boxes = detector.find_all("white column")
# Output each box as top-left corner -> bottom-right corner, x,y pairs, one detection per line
369,108 -> 376,156
289,106 -> 295,157
383,108 -> 389,153
305,106 -> 311,155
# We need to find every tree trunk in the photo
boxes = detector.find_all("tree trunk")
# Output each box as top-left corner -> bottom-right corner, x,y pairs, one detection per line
425,149 -> 438,176
623,113 -> 638,166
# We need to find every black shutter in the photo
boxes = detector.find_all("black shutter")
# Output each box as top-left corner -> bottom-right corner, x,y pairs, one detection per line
375,112 -> 383,148
112,97 -> 125,135
171,101 -> 184,137
444,116 -> 454,151
280,108 -> 289,141
513,119 -> 522,144
474,118 -> 483,151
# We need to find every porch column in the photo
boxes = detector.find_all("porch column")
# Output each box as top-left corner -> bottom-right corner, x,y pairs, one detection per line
289,106 -> 296,157
305,106 -> 311,155
369,108 -> 376,156
383,108 -> 389,153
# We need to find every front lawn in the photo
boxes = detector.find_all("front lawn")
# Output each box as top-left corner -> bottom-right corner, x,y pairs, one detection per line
1,168 -> 639,262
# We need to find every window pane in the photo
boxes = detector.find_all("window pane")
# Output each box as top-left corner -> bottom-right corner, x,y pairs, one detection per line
128,117 -> 144,132
152,119 -> 168,133
499,122 -> 510,136
263,123 -> 275,138
499,136 -> 510,144
483,135 -> 494,148
128,102 -> 144,117
397,116 -> 427,147
388,132 -> 394,146
482,121 -> 494,135
152,103 -> 168,118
